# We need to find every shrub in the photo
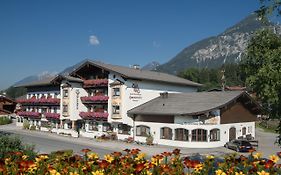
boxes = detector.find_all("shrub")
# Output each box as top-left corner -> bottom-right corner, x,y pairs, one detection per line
0,116 -> 12,125
0,135 -> 36,159
23,120 -> 30,129
30,125 -> 36,130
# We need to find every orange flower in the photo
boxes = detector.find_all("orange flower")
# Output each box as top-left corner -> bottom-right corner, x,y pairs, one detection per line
131,148 -> 141,155
135,163 -> 145,173
264,160 -> 274,169
98,160 -> 109,169
184,158 -> 200,168
81,148 -> 91,154
162,152 -> 172,157
172,148 -> 180,155
111,151 -> 122,157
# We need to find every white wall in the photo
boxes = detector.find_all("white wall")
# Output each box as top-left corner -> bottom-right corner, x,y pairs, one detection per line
107,73 -> 198,126
133,121 -> 255,148
61,81 -> 88,121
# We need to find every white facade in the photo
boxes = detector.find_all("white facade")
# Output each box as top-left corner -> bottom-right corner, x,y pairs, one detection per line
133,121 -> 255,148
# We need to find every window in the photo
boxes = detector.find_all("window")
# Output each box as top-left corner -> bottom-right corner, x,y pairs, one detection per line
192,129 -> 207,142
242,127 -> 247,135
63,105 -> 68,113
112,105 -> 120,114
113,88 -> 120,96
136,125 -> 150,137
175,128 -> 189,141
210,129 -> 220,141
118,124 -> 131,135
248,126 -> 252,133
160,127 -> 172,140
89,121 -> 98,131
102,123 -> 112,132
63,90 -> 68,98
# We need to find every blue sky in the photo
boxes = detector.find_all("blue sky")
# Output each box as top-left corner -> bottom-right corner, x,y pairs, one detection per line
0,0 -> 261,90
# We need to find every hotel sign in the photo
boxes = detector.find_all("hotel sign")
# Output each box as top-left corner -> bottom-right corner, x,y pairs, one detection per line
129,83 -> 142,101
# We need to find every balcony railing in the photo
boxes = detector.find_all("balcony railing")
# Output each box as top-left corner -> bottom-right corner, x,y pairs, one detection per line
17,97 -> 60,105
17,111 -> 41,118
80,95 -> 109,103
44,112 -> 60,120
79,112 -> 108,120
83,79 -> 108,88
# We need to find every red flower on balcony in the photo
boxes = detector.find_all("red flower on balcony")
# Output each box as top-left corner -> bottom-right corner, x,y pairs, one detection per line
79,112 -> 108,120
45,113 -> 60,120
17,111 -> 41,118
83,79 -> 108,87
80,95 -> 109,103
16,98 -> 60,105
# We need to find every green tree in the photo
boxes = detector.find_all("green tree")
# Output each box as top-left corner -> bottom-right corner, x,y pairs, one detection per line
241,29 -> 281,141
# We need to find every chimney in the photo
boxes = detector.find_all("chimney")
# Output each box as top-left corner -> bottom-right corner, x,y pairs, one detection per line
160,92 -> 168,98
132,64 -> 140,70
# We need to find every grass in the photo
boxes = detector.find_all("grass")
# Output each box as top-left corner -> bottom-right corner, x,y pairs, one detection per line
0,116 -> 12,125
256,121 -> 278,133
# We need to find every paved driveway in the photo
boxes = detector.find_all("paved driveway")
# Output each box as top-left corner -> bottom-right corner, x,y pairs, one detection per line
0,122 -> 280,161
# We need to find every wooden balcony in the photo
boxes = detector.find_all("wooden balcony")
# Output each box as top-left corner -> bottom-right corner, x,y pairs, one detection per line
17,97 -> 60,106
17,111 -> 41,118
80,95 -> 109,104
83,79 -> 108,88
79,111 -> 108,120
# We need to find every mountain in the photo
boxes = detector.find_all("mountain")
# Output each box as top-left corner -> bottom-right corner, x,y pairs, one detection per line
13,71 -> 57,87
157,14 -> 281,74
142,61 -> 160,71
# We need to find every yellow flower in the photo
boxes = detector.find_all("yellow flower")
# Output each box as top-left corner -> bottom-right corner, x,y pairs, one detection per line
151,157 -> 163,166
269,154 -> 279,163
206,155 -> 214,160
135,153 -> 146,161
146,170 -> 152,175
235,172 -> 245,175
257,170 -> 270,175
27,163 -> 37,173
194,163 -> 203,172
70,172 -> 79,175
104,154 -> 114,163
216,169 -> 226,175
88,152 -> 99,160
22,155 -> 28,160
49,169 -> 61,175
253,152 -> 262,159
92,170 -> 104,175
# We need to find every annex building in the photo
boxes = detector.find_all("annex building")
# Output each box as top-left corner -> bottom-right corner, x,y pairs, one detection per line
15,59 -> 261,148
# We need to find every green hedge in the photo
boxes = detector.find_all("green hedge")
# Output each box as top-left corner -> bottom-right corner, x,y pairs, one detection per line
0,116 -> 12,125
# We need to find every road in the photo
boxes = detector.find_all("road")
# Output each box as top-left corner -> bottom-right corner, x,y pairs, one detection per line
0,121 -> 280,161
0,122 -> 114,156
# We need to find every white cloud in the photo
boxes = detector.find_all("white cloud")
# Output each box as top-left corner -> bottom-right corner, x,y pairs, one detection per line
89,35 -> 100,46
153,41 -> 160,48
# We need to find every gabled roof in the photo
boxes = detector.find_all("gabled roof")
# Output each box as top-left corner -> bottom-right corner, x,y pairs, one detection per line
127,91 -> 262,116
51,75 -> 83,84
70,59 -> 202,87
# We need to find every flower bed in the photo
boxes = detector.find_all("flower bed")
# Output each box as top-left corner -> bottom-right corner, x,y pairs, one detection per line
83,79 -> 108,88
81,96 -> 109,103
0,148 -> 280,175
44,113 -> 60,120
17,111 -> 41,118
17,98 -> 60,105
79,112 -> 108,120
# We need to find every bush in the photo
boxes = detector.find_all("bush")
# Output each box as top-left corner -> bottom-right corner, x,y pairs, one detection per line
0,116 -> 12,125
30,125 -> 36,130
23,120 -> 30,129
0,135 -> 36,159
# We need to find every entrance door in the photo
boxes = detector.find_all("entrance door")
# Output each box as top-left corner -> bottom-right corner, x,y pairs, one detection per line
229,127 -> 236,141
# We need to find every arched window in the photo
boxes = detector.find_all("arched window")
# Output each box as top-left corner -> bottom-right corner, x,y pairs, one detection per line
118,124 -> 131,135
136,125 -> 150,136
160,127 -> 172,140
242,127 -> 246,135
175,128 -> 189,141
191,129 -> 207,142
210,128 -> 220,141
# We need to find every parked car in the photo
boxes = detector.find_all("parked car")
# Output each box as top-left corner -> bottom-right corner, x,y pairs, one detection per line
224,139 -> 253,152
